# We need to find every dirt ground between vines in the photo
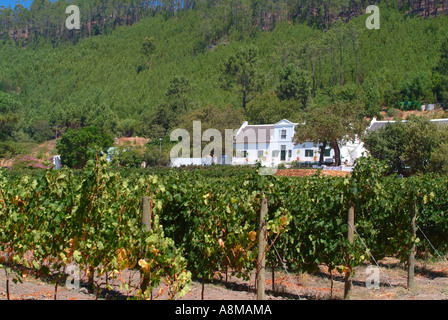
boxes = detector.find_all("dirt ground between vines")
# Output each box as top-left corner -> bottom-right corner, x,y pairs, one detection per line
1,257 -> 448,300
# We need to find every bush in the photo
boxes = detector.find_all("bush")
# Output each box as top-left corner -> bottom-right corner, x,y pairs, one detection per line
56,126 -> 113,169
115,147 -> 144,168
386,107 -> 398,118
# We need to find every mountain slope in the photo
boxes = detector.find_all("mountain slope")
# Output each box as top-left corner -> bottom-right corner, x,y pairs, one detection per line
0,4 -> 448,152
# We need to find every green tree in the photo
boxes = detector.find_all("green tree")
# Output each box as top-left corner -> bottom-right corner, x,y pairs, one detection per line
433,37 -> 448,104
275,63 -> 312,109
115,146 -> 143,168
0,92 -> 21,158
176,104 -> 243,146
146,103 -> 178,139
362,120 -> 407,174
401,116 -> 448,174
363,116 -> 448,175
246,91 -> 300,124
166,76 -> 194,113
429,142 -> 448,174
28,119 -> 54,143
400,71 -> 434,104
116,118 -> 141,138
143,141 -> 171,167
141,36 -> 157,69
220,44 -> 265,110
363,76 -> 381,117
293,106 -> 330,165
0,92 -> 21,138
56,126 -> 113,168
271,39 -> 300,83
294,101 -> 366,166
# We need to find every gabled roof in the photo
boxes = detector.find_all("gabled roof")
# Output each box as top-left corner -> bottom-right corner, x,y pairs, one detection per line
234,125 -> 274,144
234,119 -> 302,144
275,119 -> 296,126
368,120 -> 391,131
367,117 -> 448,131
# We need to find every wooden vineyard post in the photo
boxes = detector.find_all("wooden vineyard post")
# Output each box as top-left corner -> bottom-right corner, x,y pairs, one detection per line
344,205 -> 355,300
408,201 -> 417,290
257,198 -> 268,300
140,196 -> 152,295
142,196 -> 151,232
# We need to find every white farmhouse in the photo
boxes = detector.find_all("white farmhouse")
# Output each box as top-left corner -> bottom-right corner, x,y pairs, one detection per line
233,119 -> 338,167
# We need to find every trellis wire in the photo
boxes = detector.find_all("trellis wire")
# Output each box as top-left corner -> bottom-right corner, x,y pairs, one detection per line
417,225 -> 448,270
348,221 -> 402,300
266,233 -> 302,300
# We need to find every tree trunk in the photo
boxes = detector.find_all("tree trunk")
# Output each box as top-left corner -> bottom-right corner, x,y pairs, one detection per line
318,53 -> 322,88
351,32 -> 359,84
309,55 -> 316,97
233,4 -> 238,29
358,40 -> 363,84
88,266 -> 95,293
5,260 -> 10,300
201,277 -> 205,300
54,278 -> 58,300
340,42 -> 345,86
331,140 -> 341,166
318,141 -> 327,165
330,269 -> 334,299
242,82 -> 248,111
330,46 -> 336,87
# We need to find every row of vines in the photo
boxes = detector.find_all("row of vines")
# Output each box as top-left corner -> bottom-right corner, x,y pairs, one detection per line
1,155 -> 448,300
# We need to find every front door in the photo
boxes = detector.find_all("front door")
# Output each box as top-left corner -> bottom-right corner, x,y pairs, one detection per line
280,145 -> 286,161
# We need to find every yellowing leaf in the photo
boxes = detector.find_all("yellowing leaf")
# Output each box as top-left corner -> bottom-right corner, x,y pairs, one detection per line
249,231 -> 257,242
233,244 -> 242,253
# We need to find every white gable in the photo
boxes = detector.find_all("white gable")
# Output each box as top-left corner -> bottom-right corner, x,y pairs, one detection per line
275,119 -> 295,126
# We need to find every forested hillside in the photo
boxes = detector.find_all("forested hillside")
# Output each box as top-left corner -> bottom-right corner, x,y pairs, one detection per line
1,0 -> 448,159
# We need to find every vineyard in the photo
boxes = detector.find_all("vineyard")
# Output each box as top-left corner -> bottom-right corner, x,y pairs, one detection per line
1,156 -> 448,300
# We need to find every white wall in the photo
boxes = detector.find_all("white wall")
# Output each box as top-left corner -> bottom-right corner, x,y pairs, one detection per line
171,157 -> 231,167
234,140 -> 335,165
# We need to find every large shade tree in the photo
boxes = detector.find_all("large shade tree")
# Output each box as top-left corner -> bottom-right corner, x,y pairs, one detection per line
56,126 -> 114,169
293,101 -> 366,166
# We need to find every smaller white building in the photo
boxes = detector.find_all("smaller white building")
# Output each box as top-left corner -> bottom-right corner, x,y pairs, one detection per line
53,155 -> 61,169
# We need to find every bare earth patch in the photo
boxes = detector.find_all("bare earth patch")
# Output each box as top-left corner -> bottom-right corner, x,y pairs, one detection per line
1,257 -> 447,300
